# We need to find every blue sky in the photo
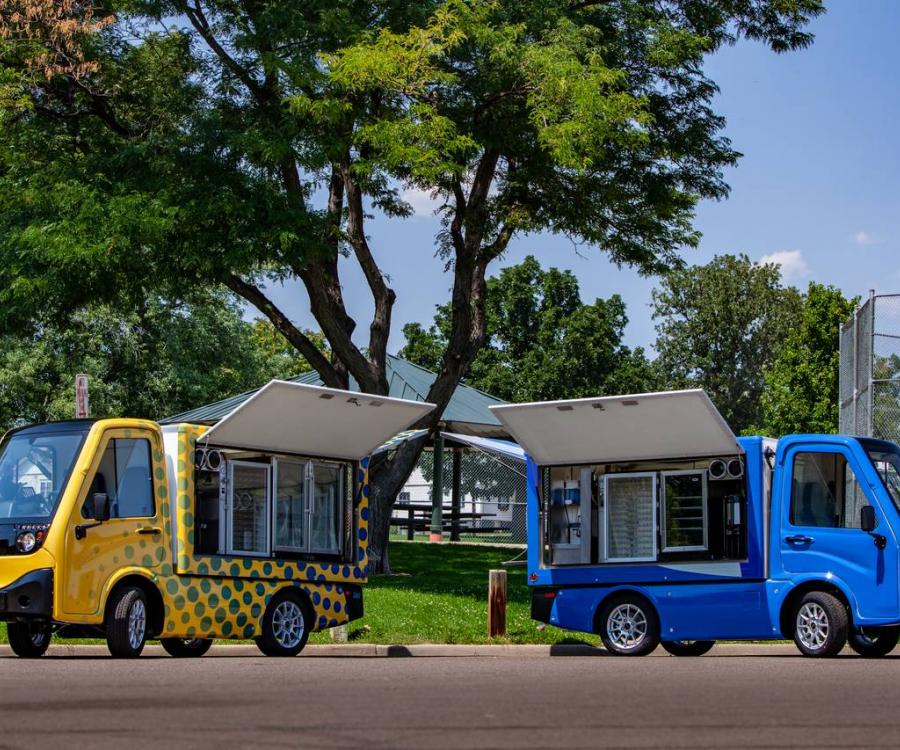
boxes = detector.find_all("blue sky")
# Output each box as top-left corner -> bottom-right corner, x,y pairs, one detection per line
260,1 -> 900,355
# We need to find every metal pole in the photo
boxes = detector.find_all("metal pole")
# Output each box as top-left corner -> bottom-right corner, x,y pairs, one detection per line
853,304 -> 860,435
868,290 -> 876,437
450,449 -> 462,542
430,433 -> 444,543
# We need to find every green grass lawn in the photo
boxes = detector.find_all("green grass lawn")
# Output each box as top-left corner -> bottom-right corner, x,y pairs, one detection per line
310,542 -> 596,645
0,543 -> 597,646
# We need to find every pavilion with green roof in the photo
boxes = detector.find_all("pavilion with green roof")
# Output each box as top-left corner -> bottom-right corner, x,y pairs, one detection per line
162,353 -> 509,439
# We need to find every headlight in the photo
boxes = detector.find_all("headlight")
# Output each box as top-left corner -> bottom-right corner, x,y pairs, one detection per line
16,532 -> 36,553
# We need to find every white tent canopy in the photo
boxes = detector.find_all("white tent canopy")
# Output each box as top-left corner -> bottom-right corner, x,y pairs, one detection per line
441,432 -> 525,460
489,389 -> 741,466
201,380 -> 435,461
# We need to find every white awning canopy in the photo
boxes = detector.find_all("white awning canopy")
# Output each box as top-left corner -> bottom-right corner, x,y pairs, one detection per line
488,389 -> 741,466
441,432 -> 525,461
201,380 -> 435,461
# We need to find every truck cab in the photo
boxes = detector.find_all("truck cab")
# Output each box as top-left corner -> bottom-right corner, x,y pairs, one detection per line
0,381 -> 433,658
490,390 -> 900,657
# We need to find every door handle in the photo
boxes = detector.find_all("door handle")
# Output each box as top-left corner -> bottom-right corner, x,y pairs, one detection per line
785,534 -> 815,545
137,526 -> 162,536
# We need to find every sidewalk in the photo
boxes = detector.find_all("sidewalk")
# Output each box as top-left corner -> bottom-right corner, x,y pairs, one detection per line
0,642 -> 798,658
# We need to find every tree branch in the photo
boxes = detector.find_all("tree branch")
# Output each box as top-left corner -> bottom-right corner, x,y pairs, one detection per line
482,220 -> 515,262
181,1 -> 268,104
224,274 -> 343,388
450,177 -> 467,255
340,159 -> 395,388
293,260 -> 384,394
464,149 -> 500,253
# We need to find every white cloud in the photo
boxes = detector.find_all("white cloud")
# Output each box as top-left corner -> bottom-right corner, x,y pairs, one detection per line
759,249 -> 810,282
401,186 -> 439,218
854,230 -> 878,246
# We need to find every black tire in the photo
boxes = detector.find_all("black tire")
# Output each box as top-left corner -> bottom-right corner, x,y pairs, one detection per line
848,626 -> 900,658
105,586 -> 148,658
792,591 -> 849,658
160,637 -> 214,658
6,622 -> 51,658
255,590 -> 312,657
597,594 -> 660,656
660,640 -> 715,657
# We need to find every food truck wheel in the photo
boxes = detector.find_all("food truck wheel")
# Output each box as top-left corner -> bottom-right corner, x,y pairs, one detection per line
6,621 -> 51,658
160,637 -> 214,658
660,640 -> 715,657
105,586 -> 148,658
847,626 -> 900,658
256,591 -> 311,657
792,591 -> 848,658
597,594 -> 660,656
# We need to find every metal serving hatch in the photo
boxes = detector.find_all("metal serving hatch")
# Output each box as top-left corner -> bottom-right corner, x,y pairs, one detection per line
200,380 -> 435,461
489,389 -> 741,466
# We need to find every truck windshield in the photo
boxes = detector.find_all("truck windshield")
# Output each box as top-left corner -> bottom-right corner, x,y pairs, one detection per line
864,443 -> 900,512
0,430 -> 87,521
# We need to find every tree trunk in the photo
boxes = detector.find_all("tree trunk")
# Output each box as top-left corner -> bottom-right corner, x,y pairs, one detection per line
366,437 -> 429,574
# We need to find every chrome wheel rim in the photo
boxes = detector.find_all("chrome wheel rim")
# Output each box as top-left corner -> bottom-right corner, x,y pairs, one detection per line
31,630 -> 48,647
272,600 -> 305,649
607,603 -> 648,651
797,602 -> 829,651
128,599 -> 147,650
182,638 -> 205,649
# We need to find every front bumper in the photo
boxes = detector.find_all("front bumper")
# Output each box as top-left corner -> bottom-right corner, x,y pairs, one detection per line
0,568 -> 53,620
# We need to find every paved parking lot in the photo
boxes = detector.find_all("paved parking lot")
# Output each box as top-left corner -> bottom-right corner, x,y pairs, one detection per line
1,644 -> 899,749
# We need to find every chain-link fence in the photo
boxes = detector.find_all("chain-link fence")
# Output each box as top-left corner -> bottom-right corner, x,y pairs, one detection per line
840,293 -> 900,442
392,444 -> 527,546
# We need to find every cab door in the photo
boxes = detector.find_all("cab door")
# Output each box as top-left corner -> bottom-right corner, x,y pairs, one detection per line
777,443 -> 899,620
61,429 -> 161,617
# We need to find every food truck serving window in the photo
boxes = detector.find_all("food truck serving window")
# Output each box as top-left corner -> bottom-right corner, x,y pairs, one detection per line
195,451 -> 351,561
539,457 -> 745,567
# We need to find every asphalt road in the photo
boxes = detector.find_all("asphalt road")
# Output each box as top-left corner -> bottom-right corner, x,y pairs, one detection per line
2,645 -> 900,749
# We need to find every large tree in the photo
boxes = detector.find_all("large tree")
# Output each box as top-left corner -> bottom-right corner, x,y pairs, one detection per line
652,253 -> 802,433
0,0 -> 823,571
402,255 -> 657,401
759,283 -> 857,437
653,255 -> 802,432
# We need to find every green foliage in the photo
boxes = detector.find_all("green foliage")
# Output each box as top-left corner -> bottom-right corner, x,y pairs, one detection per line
652,254 -> 802,433
759,283 -> 858,436
0,0 -> 824,329
401,255 -> 657,402
0,295 -> 319,430
248,320 -> 326,383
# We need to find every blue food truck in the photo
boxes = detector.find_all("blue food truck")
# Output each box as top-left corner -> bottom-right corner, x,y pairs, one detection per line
490,390 -> 900,658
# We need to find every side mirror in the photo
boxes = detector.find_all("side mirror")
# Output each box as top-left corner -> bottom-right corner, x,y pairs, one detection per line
860,505 -> 877,533
92,492 -> 110,522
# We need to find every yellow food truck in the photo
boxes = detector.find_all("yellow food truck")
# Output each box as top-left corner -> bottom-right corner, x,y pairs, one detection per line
0,381 -> 433,658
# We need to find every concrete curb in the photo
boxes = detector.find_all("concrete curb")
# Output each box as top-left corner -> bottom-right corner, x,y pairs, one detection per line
0,642 -> 798,658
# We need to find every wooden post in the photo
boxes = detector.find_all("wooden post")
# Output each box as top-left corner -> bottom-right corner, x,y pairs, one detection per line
450,449 -> 462,542
488,569 -> 507,638
430,433 -> 444,542
407,506 -> 415,541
